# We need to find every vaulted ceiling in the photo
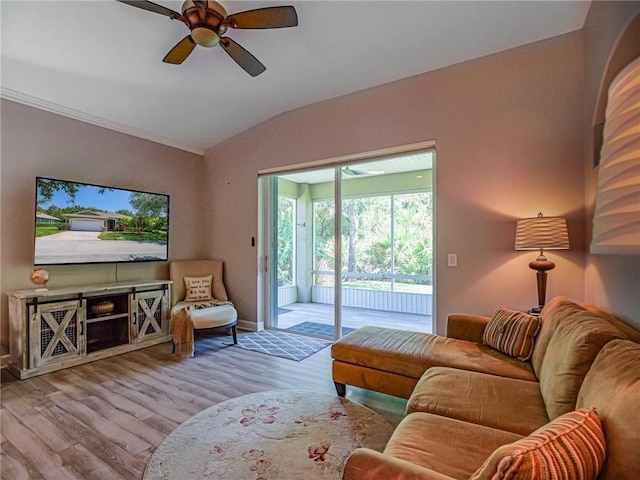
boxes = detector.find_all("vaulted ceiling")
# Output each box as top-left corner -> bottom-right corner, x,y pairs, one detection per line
0,1 -> 591,155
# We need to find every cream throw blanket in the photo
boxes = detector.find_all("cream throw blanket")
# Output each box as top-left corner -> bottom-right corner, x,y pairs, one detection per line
170,300 -> 234,358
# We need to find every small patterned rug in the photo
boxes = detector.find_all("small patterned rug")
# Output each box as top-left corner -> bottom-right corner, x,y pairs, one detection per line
233,330 -> 331,361
286,321 -> 356,338
143,390 -> 394,480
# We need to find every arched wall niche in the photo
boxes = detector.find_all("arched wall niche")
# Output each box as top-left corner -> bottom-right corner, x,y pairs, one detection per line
592,13 -> 640,167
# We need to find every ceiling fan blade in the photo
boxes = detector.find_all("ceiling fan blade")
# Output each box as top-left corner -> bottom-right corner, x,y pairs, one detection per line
163,35 -> 196,64
343,166 -> 384,176
219,37 -> 266,77
224,6 -> 298,29
116,0 -> 184,21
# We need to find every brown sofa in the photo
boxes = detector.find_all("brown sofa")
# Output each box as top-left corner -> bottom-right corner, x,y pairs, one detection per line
331,297 -> 640,479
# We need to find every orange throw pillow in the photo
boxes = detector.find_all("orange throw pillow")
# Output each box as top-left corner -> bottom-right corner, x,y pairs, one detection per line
470,408 -> 606,480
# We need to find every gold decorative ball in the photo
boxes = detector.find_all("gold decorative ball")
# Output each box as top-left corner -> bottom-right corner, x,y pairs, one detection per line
91,301 -> 115,315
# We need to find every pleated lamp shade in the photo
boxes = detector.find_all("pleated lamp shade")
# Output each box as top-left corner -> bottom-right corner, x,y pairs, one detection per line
591,55 -> 640,255
515,214 -> 570,252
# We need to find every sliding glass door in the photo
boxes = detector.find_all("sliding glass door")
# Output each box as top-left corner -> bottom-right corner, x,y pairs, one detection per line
259,150 -> 434,340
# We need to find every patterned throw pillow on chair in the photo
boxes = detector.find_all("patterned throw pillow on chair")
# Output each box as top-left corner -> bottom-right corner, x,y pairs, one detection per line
184,275 -> 213,301
483,307 -> 540,361
470,407 -> 606,480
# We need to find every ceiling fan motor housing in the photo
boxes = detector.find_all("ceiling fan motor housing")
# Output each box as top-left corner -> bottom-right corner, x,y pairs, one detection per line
181,0 -> 228,47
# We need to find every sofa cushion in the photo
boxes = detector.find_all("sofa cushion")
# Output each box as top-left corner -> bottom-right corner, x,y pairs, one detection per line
582,303 -> 640,343
331,326 -> 537,382
482,308 -> 540,361
530,296 -> 579,376
576,339 -> 640,480
344,448 -> 458,480
537,306 -> 627,420
470,408 -> 605,480
407,367 -> 549,436
384,413 -> 522,480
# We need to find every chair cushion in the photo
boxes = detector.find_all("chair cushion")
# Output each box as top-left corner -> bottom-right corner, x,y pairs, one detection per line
384,413 -> 522,480
184,275 -> 213,301
331,326 -> 537,382
407,367 -> 549,436
482,308 -> 540,361
470,408 -> 605,480
172,302 -> 237,329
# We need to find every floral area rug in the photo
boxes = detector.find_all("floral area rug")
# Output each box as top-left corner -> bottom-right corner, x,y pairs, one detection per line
232,330 -> 332,361
143,390 -> 395,480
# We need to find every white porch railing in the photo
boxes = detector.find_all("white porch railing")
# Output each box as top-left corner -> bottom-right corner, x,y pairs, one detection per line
278,285 -> 432,315
278,285 -> 298,307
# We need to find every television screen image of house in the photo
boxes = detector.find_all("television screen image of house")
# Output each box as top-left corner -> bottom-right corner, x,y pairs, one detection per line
34,178 -> 169,265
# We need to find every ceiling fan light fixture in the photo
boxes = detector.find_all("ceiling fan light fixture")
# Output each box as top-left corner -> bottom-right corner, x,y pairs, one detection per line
191,26 -> 220,47
181,1 -> 227,19
117,0 -> 298,75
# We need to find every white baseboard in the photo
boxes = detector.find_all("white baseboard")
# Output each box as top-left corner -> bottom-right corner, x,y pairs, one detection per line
237,319 -> 263,332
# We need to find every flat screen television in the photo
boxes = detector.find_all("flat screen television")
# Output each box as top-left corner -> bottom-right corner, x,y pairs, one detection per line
34,177 -> 169,265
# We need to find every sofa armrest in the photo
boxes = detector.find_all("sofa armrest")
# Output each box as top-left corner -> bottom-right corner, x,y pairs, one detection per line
446,314 -> 490,343
343,448 -> 457,480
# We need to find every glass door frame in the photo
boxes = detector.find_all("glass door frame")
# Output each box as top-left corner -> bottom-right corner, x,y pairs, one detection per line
333,167 -> 343,339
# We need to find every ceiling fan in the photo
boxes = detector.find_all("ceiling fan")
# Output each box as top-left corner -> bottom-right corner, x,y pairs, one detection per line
116,0 -> 298,76
343,166 -> 385,177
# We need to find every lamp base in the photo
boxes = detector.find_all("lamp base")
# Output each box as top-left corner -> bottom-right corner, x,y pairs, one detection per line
529,259 -> 555,311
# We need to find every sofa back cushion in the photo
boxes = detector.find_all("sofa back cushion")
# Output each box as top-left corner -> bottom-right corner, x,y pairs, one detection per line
537,307 -> 627,420
531,296 -> 579,376
581,303 -> 640,343
576,339 -> 640,480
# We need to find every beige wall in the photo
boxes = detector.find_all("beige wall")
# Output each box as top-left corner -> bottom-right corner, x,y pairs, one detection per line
582,2 -> 640,329
204,32 -> 586,334
3,3 -> 637,351
0,100 -> 206,350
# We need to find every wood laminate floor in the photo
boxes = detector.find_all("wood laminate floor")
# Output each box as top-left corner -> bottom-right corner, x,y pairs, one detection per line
0,331 -> 407,480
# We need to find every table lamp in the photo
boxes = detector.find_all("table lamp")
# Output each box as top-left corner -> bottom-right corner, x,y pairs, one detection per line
515,213 -> 569,313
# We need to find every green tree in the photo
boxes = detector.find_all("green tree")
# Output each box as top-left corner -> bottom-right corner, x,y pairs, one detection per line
313,192 -> 433,288
277,197 -> 295,286
37,179 -> 81,205
37,179 -> 112,205
129,192 -> 168,230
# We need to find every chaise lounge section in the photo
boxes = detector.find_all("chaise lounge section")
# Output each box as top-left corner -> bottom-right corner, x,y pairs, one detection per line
332,297 -> 640,479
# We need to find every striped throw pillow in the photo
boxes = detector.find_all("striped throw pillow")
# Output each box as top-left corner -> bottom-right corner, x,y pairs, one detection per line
483,308 -> 540,361
469,408 -> 605,480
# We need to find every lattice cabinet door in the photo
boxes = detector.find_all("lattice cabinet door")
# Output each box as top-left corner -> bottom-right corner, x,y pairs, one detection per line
132,289 -> 168,342
29,300 -> 84,368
